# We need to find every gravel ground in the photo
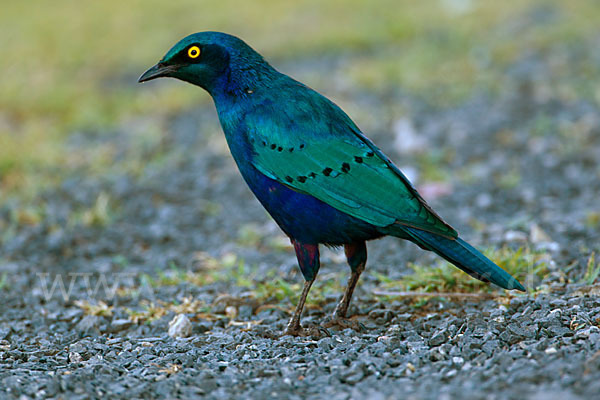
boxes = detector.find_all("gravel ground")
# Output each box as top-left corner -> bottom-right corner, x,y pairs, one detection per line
2,25 -> 600,400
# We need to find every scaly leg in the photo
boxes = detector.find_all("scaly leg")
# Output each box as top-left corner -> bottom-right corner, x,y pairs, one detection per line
323,241 -> 367,330
332,261 -> 365,319
284,278 -> 315,336
283,240 -> 320,336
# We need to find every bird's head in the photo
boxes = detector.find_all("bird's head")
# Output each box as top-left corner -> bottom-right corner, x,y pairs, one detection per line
138,31 -> 270,95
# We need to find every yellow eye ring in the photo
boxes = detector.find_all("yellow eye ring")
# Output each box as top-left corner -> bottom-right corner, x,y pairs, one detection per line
187,46 -> 201,59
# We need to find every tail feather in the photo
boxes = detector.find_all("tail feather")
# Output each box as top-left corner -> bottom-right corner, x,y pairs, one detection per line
404,227 -> 526,291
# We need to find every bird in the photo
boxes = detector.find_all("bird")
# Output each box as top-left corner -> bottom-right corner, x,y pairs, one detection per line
139,32 -> 525,336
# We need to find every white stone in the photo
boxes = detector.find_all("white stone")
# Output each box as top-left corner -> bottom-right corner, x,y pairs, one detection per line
168,314 -> 193,338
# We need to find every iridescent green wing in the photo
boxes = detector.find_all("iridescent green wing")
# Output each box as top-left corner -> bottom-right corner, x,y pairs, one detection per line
246,88 -> 457,238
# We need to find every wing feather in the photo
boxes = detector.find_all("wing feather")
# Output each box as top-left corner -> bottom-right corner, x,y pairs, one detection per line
245,87 -> 457,238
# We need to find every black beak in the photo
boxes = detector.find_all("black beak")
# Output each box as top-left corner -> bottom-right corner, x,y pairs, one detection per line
138,62 -> 179,83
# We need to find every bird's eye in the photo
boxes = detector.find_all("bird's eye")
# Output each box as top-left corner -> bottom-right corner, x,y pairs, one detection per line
187,46 -> 201,59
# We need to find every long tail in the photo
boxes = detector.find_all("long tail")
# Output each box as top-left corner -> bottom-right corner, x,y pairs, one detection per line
403,227 -> 526,291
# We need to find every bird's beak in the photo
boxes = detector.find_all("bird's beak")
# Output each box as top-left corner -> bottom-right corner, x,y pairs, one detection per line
138,62 -> 179,83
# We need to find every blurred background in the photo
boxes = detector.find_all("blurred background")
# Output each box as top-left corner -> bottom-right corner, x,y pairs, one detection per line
0,0 -> 599,289
2,0 -> 599,194
2,2 -> 600,396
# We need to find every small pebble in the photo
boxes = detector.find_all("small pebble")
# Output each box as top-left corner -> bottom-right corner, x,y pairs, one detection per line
168,314 -> 193,338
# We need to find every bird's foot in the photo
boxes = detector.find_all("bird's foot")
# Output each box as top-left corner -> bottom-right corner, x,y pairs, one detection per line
282,323 -> 328,338
321,316 -> 364,332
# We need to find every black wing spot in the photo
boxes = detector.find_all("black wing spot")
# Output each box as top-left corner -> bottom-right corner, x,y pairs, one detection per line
323,167 -> 333,176
341,162 -> 350,173
366,151 -> 374,157
270,144 -> 276,150
299,144 -> 305,149
262,141 -> 267,146
289,147 -> 294,152
308,172 -> 317,178
277,146 -> 283,152
354,156 -> 363,163
297,176 -> 307,183
285,176 -> 294,183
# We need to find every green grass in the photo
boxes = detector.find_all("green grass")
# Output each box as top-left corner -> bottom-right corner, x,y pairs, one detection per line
416,150 -> 455,182
580,252 -> 599,285
0,272 -> 7,291
139,254 -> 250,288
374,246 -> 550,293
253,273 -> 345,307
68,191 -> 117,227
586,212 -> 600,229
3,0 -> 600,200
74,299 -> 114,317
128,253 -> 345,314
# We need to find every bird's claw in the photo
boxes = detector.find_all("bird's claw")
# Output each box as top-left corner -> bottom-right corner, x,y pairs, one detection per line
282,324 -> 329,338
321,316 -> 364,332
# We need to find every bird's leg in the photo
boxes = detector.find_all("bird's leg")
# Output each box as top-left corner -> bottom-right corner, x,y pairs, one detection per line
333,263 -> 365,319
283,241 -> 321,336
284,277 -> 315,336
323,241 -> 367,331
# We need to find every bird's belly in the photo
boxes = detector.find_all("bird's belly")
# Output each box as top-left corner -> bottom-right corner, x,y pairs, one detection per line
241,166 -> 381,245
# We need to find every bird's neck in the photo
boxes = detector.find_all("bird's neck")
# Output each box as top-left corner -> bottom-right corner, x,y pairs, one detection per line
209,62 -> 279,107
210,67 -> 280,167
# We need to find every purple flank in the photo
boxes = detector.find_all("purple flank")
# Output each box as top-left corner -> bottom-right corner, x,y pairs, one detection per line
241,164 -> 383,246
